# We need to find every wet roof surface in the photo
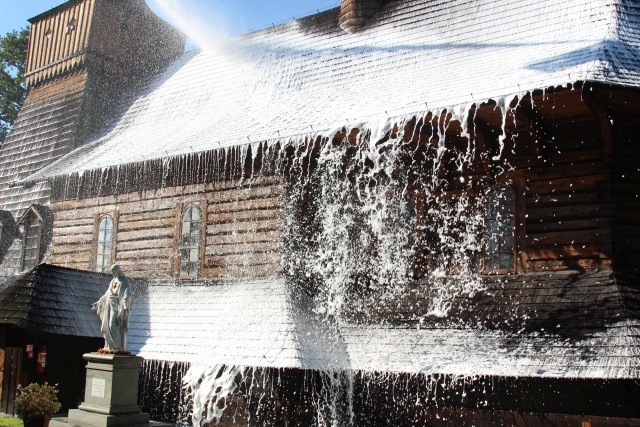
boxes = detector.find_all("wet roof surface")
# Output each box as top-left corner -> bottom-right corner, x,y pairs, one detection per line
128,270 -> 640,379
28,0 -> 640,180
0,263 -> 108,337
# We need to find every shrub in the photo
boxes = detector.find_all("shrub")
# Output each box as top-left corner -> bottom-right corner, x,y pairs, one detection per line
14,383 -> 61,421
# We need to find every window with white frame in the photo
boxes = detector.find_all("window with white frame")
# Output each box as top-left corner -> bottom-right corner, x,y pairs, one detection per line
180,206 -> 201,277
96,215 -> 114,273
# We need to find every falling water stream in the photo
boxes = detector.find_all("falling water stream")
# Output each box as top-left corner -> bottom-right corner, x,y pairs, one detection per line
170,105 -> 511,426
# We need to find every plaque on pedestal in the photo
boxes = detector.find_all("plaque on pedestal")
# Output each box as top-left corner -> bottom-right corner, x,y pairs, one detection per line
50,353 -> 150,427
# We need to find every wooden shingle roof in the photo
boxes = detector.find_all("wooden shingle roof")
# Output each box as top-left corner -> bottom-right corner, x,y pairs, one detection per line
0,71 -> 87,217
28,0 -> 640,181
128,270 -> 640,379
0,263 -> 108,337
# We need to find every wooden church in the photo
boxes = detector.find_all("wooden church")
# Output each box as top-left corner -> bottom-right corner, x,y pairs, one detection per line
1,0 -> 639,425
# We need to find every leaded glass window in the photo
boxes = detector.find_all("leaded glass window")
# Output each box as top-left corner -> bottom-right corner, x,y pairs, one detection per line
22,220 -> 41,271
180,206 -> 201,277
96,216 -> 114,273
484,186 -> 515,272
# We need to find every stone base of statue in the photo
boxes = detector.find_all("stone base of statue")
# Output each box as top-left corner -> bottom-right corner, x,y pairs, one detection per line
50,353 -> 150,427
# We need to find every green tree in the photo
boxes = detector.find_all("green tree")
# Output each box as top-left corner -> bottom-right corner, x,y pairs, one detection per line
0,27 -> 29,145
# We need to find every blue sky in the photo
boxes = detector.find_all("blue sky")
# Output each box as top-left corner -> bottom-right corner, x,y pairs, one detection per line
0,0 -> 341,38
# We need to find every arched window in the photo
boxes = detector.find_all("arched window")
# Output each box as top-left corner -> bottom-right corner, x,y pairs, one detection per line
180,206 -> 201,277
17,205 -> 51,272
484,186 -> 516,273
96,215 -> 114,273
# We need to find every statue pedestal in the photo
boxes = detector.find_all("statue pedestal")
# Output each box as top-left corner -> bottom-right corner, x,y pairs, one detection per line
50,353 -> 150,427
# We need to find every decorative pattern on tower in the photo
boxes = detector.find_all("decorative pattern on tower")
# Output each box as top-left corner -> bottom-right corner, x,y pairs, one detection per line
339,0 -> 380,33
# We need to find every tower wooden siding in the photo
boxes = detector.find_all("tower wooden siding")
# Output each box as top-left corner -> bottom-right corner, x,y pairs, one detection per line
25,0 -> 185,87
25,0 -> 95,87
340,0 -> 380,33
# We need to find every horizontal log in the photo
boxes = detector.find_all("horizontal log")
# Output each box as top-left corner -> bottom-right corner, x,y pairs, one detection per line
117,228 -> 174,242
117,248 -> 173,260
527,174 -> 608,194
203,264 -> 283,279
207,218 -> 280,235
50,244 -> 90,256
207,185 -> 282,204
117,238 -> 175,252
53,216 -> 94,229
114,261 -> 172,277
526,192 -> 599,207
118,184 -> 207,202
206,175 -> 280,191
51,197 -> 117,212
118,209 -> 175,223
546,148 -> 603,165
208,231 -> 282,246
206,241 -> 282,257
553,122 -> 601,141
51,234 -> 93,246
53,261 -> 89,271
118,217 -> 175,232
208,209 -> 280,225
51,205 -> 105,222
527,258 -> 611,271
527,219 -> 601,233
208,196 -> 281,215
527,203 -> 609,221
525,244 -> 611,261
48,251 -> 91,265
52,225 -> 94,237
527,229 -> 610,246
206,251 -> 282,268
526,162 -> 605,181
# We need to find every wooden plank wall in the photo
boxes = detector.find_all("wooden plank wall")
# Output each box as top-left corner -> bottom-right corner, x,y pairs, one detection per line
400,93 -> 612,273
611,122 -> 640,270
48,176 -> 283,279
523,118 -> 611,271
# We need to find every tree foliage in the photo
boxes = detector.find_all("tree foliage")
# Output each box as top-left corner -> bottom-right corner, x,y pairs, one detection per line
0,27 -> 29,145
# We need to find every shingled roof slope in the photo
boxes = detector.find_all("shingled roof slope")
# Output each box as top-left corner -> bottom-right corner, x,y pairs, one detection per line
128,270 -> 640,379
0,73 -> 87,217
0,263 -> 107,337
28,0 -> 640,181
129,279 -> 349,370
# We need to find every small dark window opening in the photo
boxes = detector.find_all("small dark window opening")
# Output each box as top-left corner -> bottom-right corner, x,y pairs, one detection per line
66,18 -> 77,34
484,186 -> 515,273
22,220 -> 42,271
180,206 -> 201,277
96,216 -> 114,273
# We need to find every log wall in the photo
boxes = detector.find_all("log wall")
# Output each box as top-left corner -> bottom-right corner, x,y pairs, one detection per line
45,88 -> 635,276
611,121 -> 640,270
522,118 -> 612,271
48,176 -> 283,279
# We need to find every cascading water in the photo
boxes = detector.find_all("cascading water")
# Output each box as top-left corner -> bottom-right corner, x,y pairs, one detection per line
179,107 -> 509,426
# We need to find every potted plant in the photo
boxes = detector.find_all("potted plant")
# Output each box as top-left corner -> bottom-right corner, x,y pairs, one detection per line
14,383 -> 61,427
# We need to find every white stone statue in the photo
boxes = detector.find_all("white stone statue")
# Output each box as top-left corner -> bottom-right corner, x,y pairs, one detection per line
92,264 -> 131,351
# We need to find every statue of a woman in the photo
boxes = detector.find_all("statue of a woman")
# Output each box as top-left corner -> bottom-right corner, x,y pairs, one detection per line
92,264 -> 131,351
